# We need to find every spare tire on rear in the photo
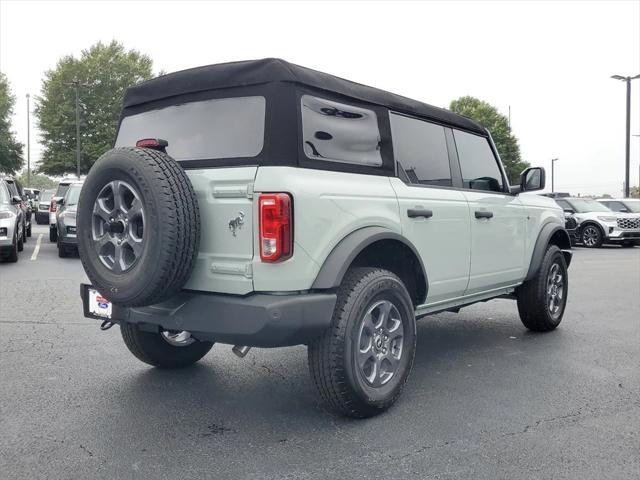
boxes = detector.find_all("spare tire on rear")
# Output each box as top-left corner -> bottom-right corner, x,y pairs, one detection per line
78,147 -> 200,307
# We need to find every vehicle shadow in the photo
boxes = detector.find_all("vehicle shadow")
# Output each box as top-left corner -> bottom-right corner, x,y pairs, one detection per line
101,304 -> 569,434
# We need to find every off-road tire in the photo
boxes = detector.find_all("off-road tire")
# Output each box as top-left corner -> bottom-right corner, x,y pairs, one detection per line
308,267 -> 416,418
120,323 -> 213,369
49,226 -> 57,242
77,147 -> 200,307
517,245 -> 568,332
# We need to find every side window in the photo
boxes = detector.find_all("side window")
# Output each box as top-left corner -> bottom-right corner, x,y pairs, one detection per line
453,130 -> 504,192
606,201 -> 626,212
301,95 -> 382,166
389,113 -> 452,187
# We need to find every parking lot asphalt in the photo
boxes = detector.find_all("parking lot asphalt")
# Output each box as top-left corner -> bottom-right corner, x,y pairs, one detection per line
1,223 -> 639,479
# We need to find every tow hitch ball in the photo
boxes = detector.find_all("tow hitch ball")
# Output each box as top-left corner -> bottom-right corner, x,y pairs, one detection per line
100,320 -> 115,331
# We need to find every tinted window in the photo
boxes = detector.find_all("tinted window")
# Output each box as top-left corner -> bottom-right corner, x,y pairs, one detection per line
453,130 -> 504,192
389,113 -> 451,186
555,199 -> 572,210
116,96 -> 266,161
301,95 -> 382,166
65,185 -> 82,206
39,189 -> 55,202
5,181 -> 18,196
603,201 -> 628,212
0,183 -> 9,204
56,183 -> 71,198
567,198 -> 611,213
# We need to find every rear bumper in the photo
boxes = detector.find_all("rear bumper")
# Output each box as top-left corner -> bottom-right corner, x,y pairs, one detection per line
81,285 -> 336,347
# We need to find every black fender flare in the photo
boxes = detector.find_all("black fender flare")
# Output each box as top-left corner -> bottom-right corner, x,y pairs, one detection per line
524,222 -> 572,282
311,226 -> 428,301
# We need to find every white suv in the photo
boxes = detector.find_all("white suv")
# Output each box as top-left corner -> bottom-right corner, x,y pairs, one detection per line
555,197 -> 640,248
78,59 -> 572,418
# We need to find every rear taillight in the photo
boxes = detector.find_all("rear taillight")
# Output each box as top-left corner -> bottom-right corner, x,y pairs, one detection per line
50,202 -> 57,213
259,193 -> 292,262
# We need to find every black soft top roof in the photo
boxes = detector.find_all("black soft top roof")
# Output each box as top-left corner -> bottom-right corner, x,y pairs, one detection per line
123,58 -> 486,135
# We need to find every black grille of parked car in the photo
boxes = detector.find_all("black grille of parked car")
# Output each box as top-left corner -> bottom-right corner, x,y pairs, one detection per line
617,218 -> 640,229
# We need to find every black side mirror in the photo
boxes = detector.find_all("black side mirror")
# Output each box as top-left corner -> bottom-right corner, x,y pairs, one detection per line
56,197 -> 64,206
11,195 -> 22,205
520,167 -> 546,192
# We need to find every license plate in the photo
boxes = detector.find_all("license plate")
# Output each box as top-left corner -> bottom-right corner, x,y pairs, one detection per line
88,288 -> 112,319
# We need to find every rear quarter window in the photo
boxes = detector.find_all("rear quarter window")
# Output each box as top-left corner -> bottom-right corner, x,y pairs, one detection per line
301,95 -> 382,167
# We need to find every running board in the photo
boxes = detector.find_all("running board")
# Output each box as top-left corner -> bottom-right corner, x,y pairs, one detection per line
415,285 -> 519,318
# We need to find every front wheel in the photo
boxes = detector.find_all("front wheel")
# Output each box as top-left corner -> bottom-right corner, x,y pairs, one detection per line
581,224 -> 603,248
120,323 -> 213,369
517,245 -> 568,332
308,267 -> 417,418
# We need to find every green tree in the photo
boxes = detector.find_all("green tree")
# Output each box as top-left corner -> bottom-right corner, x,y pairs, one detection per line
17,172 -> 56,189
35,41 -> 153,176
450,96 -> 530,184
0,72 -> 24,174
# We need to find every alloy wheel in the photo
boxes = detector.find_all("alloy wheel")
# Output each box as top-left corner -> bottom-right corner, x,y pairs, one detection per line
356,299 -> 404,387
91,180 -> 145,273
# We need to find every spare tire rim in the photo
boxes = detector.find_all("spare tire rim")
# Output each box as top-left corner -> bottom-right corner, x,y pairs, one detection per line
356,299 -> 404,387
91,180 -> 145,273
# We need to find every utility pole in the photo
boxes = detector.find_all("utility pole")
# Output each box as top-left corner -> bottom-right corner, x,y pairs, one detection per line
551,158 -> 559,193
611,74 -> 640,197
26,93 -> 31,185
72,80 -> 81,178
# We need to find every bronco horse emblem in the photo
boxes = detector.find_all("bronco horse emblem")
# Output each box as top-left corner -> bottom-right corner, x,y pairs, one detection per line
228,212 -> 245,236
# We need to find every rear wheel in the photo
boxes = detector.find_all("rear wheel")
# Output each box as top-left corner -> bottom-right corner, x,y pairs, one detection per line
308,267 -> 416,418
517,245 -> 568,332
49,226 -> 57,242
120,323 -> 213,368
581,224 -> 602,248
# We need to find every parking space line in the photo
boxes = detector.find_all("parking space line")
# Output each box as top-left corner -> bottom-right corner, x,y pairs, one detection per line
31,234 -> 43,261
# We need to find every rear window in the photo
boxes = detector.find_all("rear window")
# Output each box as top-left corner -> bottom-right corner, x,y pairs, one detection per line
115,96 -> 266,161
65,185 -> 82,206
56,184 -> 71,198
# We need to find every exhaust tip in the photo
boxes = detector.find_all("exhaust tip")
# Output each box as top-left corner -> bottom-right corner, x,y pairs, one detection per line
232,345 -> 251,358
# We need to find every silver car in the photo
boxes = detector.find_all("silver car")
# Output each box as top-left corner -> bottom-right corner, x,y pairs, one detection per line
0,180 -> 24,262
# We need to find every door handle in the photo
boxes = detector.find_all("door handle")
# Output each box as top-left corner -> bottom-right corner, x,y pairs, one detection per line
475,210 -> 494,219
407,208 -> 433,219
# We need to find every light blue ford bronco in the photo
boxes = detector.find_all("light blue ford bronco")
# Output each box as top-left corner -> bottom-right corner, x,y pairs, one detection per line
79,59 -> 572,418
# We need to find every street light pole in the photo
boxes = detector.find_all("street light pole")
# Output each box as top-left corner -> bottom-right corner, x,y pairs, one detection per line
611,74 -> 640,197
26,93 -> 30,185
551,158 -> 559,192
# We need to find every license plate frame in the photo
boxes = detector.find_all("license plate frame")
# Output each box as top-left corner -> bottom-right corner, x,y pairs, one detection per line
81,284 -> 113,320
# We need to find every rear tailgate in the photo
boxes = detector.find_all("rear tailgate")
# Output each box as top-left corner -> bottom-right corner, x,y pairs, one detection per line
183,167 -> 257,295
